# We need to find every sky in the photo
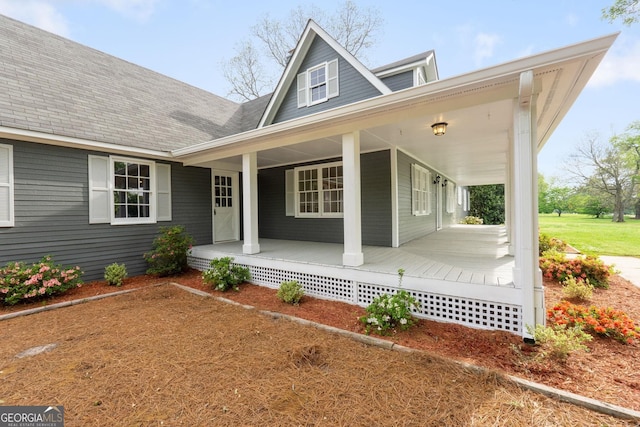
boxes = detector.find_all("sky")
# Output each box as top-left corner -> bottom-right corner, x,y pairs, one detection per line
0,0 -> 638,179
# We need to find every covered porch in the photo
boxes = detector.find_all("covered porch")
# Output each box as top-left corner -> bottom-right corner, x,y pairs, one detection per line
189,225 -> 523,334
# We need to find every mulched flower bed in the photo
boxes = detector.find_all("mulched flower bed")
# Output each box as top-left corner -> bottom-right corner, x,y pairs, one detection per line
0,280 -> 636,426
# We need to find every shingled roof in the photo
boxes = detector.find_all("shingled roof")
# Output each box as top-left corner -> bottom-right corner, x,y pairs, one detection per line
0,14 -> 264,152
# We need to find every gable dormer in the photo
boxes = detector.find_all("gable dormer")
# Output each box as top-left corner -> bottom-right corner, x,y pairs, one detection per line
259,20 -> 391,127
373,50 -> 439,92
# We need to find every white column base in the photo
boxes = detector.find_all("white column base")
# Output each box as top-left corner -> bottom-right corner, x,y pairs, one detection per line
243,243 -> 261,254
343,252 -> 364,266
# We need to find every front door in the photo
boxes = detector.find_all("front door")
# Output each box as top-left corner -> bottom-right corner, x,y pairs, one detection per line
213,171 -> 238,242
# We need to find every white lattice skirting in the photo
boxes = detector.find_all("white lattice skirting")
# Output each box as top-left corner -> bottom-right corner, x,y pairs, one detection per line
188,256 -> 522,334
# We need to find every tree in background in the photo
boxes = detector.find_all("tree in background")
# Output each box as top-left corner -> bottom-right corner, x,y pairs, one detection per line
602,0 -> 640,25
221,1 -> 383,101
469,184 -> 505,225
610,121 -> 640,218
568,132 -> 636,222
538,173 -> 552,214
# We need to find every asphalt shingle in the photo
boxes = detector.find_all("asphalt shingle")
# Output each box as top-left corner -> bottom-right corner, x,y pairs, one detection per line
0,14 -> 262,152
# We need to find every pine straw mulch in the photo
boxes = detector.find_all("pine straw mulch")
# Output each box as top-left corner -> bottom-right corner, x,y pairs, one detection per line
0,271 -> 638,426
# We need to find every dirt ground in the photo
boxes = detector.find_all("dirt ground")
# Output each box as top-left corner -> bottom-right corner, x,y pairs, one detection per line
0,271 -> 639,426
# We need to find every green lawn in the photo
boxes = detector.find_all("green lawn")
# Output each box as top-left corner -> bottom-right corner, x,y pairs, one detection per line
538,213 -> 640,256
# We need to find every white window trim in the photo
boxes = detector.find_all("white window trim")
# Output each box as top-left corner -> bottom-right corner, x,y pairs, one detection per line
446,182 -> 456,213
110,156 -> 156,225
297,58 -> 339,108
308,62 -> 328,106
89,155 -> 171,226
294,161 -> 343,218
411,163 -> 431,216
0,144 -> 14,227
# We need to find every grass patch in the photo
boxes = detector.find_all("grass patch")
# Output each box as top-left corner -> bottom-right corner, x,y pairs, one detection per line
539,213 -> 640,256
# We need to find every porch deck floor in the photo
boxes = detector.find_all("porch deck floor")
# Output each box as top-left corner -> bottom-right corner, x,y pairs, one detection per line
192,225 -> 515,287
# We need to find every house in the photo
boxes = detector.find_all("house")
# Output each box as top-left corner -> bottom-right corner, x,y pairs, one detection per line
0,14 -> 617,340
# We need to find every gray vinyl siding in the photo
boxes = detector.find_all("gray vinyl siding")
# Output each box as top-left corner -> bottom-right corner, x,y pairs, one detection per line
273,37 -> 382,124
0,139 -> 212,281
381,70 -> 414,92
258,150 -> 392,246
397,150 -> 436,245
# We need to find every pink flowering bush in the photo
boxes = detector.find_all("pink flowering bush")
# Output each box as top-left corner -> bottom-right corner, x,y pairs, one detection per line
143,225 -> 194,276
0,256 -> 83,305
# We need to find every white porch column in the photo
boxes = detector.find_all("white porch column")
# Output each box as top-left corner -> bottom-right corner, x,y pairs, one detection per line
506,138 -> 515,256
242,152 -> 260,254
512,70 -> 544,342
342,131 -> 364,266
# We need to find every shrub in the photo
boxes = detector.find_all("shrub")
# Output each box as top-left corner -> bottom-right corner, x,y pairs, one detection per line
0,256 -> 83,305
547,300 -> 640,344
561,275 -> 593,301
277,280 -> 304,305
143,225 -> 194,276
527,323 -> 592,361
104,263 -> 127,287
360,269 -> 420,335
361,291 -> 420,335
460,216 -> 483,225
202,257 -> 250,292
538,232 -> 565,256
539,251 -> 613,289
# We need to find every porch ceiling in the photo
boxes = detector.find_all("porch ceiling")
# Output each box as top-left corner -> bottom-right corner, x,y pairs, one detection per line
176,33 -> 616,187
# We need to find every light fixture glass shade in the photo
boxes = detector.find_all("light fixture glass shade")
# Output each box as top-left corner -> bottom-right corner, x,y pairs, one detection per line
431,122 -> 448,136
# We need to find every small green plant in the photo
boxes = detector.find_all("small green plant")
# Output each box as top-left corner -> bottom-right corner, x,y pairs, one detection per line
202,257 -> 250,292
561,275 -> 593,301
360,269 -> 420,335
104,263 -> 127,287
277,280 -> 304,305
0,256 -> 83,305
527,323 -> 592,361
143,225 -> 194,276
460,216 -> 483,225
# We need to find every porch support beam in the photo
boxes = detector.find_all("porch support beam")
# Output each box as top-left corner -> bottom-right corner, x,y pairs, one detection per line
342,131 -> 364,266
512,70 -> 544,342
242,152 -> 260,254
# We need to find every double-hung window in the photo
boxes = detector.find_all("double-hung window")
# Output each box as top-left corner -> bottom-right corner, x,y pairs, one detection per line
113,159 -> 153,223
297,59 -> 339,107
89,155 -> 171,225
294,162 -> 343,217
411,163 -> 431,216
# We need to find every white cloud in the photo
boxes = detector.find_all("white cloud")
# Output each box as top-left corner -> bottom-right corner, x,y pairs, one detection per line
95,0 -> 160,22
473,32 -> 501,66
589,38 -> 640,87
566,13 -> 579,27
0,0 -> 70,36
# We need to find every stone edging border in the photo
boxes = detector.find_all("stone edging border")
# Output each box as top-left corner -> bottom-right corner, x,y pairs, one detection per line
2,282 -> 639,422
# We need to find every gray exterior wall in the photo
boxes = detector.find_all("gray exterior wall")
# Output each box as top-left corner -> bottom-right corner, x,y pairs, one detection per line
0,139 -> 212,281
273,37 -> 383,123
381,70 -> 414,92
397,150 -> 459,245
258,150 -> 392,246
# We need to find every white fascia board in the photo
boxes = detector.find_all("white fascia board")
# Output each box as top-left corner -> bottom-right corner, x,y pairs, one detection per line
175,33 -> 618,163
374,58 -> 429,78
0,126 -> 173,160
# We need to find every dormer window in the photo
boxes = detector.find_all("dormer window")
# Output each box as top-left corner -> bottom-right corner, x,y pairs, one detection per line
297,59 -> 339,107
